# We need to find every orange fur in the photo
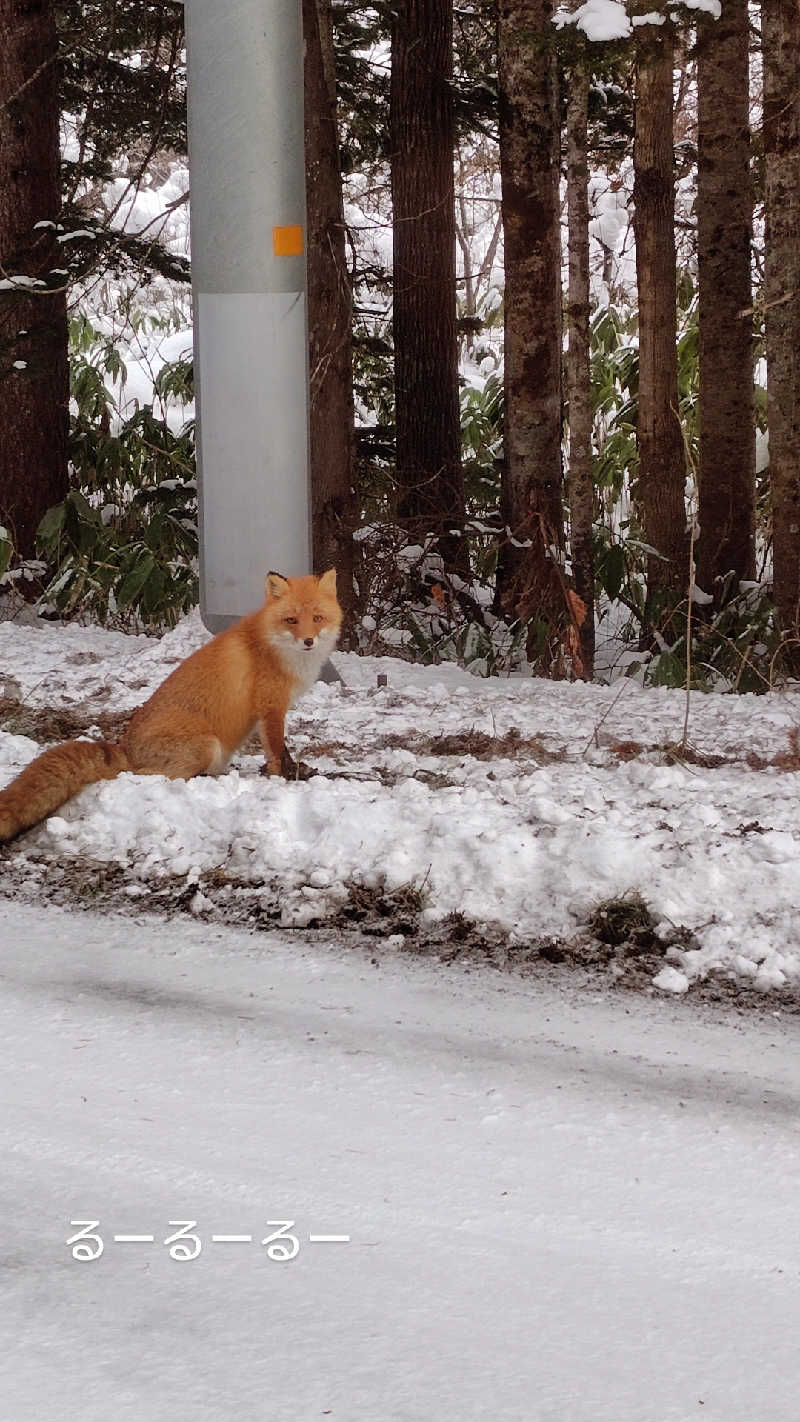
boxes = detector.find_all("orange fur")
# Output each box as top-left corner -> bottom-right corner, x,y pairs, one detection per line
0,569 -> 342,844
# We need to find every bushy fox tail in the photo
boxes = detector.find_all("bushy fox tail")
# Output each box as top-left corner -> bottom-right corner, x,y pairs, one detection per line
0,739 -> 129,844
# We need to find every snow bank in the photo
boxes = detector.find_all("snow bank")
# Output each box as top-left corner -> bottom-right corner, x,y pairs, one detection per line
2,614 -> 800,992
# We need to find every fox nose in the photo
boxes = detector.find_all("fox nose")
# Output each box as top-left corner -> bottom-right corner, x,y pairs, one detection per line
304,637 -> 315,648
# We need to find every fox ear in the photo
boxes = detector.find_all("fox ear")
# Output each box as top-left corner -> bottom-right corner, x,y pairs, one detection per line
317,568 -> 337,595
266,571 -> 289,600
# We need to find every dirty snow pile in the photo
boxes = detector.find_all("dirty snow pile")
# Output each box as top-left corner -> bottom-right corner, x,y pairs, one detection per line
1,611 -> 800,994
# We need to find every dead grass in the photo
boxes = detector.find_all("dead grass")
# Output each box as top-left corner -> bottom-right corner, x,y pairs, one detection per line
605,731 -> 800,773
3,690 -> 800,781
744,727 -> 800,772
336,881 -> 427,933
0,694 -> 131,745
586,893 -> 658,949
378,726 -> 565,762
606,736 -> 732,769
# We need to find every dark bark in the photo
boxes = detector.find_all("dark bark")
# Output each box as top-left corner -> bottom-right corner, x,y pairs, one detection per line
762,0 -> 800,638
496,0 -> 564,649
696,0 -> 755,595
632,15 -> 686,626
0,0 -> 68,563
304,0 -> 357,641
566,57 -> 595,680
390,0 -> 466,569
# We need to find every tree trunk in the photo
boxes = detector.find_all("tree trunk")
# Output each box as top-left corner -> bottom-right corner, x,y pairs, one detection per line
390,0 -> 466,570
696,0 -> 755,597
762,0 -> 800,639
0,0 -> 68,565
303,0 -> 357,641
632,16 -> 686,628
566,56 -> 595,680
496,0 -> 564,653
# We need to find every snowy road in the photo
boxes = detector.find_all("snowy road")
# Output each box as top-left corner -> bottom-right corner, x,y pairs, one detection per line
2,901 -> 800,1421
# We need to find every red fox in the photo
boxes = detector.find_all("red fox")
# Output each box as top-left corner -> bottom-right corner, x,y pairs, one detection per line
0,569 -> 342,844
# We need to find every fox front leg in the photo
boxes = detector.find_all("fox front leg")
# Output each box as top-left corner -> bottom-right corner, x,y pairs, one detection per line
259,706 -> 315,781
259,704 -> 294,778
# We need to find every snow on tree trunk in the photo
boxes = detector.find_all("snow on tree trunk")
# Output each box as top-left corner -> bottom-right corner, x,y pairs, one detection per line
696,0 -> 755,597
566,55 -> 595,680
304,0 -> 357,640
390,0 -> 466,572
496,0 -> 565,659
0,0 -> 68,565
762,0 -> 800,640
632,15 -> 687,629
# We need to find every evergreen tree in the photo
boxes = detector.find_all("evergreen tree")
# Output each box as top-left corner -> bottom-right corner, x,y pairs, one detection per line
305,0 -> 358,638
566,47 -> 595,679
763,0 -> 800,640
390,0 -> 466,570
496,0 -> 565,659
0,0 -> 69,562
696,0 -> 755,596
632,12 -> 686,629
55,1 -> 189,285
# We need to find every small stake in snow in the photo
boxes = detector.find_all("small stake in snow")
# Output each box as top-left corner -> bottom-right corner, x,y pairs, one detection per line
377,674 -> 388,689
676,408 -> 699,754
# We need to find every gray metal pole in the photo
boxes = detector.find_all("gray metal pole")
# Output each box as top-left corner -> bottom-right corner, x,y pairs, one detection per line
184,0 -> 311,633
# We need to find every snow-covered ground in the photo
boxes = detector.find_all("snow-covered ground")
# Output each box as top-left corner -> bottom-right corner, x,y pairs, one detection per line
2,612 -> 800,994
2,899 -> 799,1422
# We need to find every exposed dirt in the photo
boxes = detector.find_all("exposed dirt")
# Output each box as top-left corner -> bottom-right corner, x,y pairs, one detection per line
1,850 -> 797,1018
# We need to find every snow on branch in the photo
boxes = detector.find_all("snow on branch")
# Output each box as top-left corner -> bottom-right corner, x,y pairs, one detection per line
553,0 -> 720,41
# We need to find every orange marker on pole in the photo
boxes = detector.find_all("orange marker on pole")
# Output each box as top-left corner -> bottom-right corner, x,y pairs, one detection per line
273,225 -> 304,257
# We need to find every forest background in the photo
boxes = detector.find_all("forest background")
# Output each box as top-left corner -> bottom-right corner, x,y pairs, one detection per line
0,0 -> 798,693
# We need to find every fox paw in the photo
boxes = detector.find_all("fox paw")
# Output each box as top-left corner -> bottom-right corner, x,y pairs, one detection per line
259,755 -> 316,782
289,760 -> 316,782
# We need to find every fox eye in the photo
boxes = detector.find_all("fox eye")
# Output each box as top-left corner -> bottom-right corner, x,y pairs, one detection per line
284,616 -> 298,625
313,614 -> 323,623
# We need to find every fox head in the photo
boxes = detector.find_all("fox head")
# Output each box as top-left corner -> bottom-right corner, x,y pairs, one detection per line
263,568 -> 342,657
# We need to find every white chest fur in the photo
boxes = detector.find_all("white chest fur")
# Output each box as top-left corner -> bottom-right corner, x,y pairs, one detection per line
268,629 -> 337,705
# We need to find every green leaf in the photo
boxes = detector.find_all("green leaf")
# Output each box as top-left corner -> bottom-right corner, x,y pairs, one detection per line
36,501 -> 67,545
600,543 -> 625,602
116,552 -> 156,609
649,650 -> 685,689
68,488 -> 101,525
